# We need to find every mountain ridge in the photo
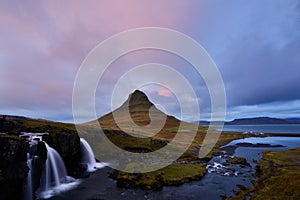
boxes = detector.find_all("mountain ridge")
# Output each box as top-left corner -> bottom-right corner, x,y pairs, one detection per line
196,117 -> 300,125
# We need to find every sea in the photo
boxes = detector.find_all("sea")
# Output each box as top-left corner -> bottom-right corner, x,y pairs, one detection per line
218,124 -> 300,134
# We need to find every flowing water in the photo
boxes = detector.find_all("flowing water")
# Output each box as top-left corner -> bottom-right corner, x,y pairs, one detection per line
80,138 -> 107,172
24,154 -> 33,200
21,133 -> 80,200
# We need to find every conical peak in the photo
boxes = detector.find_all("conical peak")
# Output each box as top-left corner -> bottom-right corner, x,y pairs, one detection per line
129,90 -> 153,106
130,90 -> 147,98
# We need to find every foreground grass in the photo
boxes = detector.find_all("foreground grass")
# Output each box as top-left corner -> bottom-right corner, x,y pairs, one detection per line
103,128 -> 247,190
229,147 -> 300,200
111,163 -> 207,190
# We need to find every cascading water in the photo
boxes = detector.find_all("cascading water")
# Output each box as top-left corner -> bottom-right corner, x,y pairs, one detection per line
22,133 -> 107,199
80,138 -> 107,172
24,154 -> 33,200
36,142 -> 79,199
41,143 -> 68,189
21,133 -> 80,200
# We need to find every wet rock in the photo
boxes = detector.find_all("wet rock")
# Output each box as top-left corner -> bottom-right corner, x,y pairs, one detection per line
29,141 -> 47,191
73,164 -> 90,178
224,156 -> 251,167
42,131 -> 81,177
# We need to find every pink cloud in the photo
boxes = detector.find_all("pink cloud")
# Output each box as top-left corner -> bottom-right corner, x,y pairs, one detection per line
157,88 -> 174,97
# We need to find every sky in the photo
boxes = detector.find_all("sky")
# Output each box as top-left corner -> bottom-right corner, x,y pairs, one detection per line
0,0 -> 300,122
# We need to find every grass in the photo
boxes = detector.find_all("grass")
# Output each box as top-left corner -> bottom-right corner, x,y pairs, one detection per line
106,132 -> 165,152
113,163 -> 207,190
0,115 -> 76,134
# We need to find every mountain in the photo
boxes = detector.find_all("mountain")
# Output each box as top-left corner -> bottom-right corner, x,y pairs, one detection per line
226,117 -> 298,125
285,118 -> 300,123
191,121 -> 210,126
86,90 -> 194,139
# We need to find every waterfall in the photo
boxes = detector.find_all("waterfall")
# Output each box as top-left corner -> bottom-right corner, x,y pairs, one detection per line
80,138 -> 107,172
36,142 -> 79,199
43,143 -> 68,189
21,133 -> 84,199
24,154 -> 33,200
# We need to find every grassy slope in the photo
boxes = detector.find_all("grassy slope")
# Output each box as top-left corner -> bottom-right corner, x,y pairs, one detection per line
229,148 -> 300,200
0,115 -> 76,134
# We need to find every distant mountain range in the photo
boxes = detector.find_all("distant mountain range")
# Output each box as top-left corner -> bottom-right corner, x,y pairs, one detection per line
284,118 -> 300,123
197,117 -> 300,126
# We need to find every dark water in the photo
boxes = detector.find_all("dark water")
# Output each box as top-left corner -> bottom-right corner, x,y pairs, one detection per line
51,136 -> 300,200
226,137 -> 300,166
219,124 -> 300,134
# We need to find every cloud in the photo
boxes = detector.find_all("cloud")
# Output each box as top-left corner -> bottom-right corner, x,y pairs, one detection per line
0,1 -> 299,122
157,87 -> 173,97
225,100 -> 300,120
0,1 -> 200,121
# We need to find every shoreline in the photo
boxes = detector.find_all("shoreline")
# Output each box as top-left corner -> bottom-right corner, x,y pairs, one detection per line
221,142 -> 285,155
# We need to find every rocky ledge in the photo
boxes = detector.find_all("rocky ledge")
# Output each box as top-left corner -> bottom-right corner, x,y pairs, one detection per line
0,135 -> 29,200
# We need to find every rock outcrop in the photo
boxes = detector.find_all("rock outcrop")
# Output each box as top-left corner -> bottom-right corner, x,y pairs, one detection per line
224,156 -> 251,167
0,135 -> 29,200
43,131 -> 81,176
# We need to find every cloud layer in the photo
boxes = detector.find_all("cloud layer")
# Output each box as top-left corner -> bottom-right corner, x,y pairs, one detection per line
0,1 -> 299,122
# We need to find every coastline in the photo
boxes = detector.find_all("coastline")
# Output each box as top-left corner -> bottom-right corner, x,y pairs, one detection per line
229,147 -> 300,199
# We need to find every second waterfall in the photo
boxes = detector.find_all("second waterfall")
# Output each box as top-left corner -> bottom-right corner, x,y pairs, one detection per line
80,138 -> 107,172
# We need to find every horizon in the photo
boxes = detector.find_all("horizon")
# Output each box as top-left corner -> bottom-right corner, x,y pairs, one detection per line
1,1 -> 300,123
1,88 -> 299,124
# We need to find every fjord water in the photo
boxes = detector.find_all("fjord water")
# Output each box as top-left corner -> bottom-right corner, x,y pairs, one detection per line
226,136 -> 300,166
220,124 -> 300,134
